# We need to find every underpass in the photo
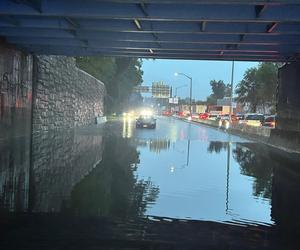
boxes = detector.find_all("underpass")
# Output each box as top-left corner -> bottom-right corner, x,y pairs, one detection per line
1,1 -> 300,249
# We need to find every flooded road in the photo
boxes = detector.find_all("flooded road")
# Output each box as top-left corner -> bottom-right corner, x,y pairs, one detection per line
1,117 -> 300,249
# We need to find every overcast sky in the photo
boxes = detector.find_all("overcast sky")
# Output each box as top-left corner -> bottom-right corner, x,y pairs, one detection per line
141,59 -> 258,101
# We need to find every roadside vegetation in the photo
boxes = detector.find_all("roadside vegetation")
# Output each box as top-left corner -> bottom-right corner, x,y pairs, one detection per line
76,57 -> 143,114
235,62 -> 278,113
206,80 -> 231,105
206,62 -> 279,113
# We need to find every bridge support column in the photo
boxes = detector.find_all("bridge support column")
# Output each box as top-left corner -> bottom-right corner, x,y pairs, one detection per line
271,61 -> 300,149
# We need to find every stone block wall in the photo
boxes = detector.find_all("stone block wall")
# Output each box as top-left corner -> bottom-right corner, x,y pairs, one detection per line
31,129 -> 104,212
0,42 -> 107,212
32,56 -> 105,132
75,69 -> 105,126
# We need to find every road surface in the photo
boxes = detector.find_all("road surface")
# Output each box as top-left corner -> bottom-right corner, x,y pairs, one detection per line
1,116 -> 300,249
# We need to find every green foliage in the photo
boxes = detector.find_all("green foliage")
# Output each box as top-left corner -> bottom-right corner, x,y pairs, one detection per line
235,62 -> 278,112
206,80 -> 231,105
76,57 -> 143,114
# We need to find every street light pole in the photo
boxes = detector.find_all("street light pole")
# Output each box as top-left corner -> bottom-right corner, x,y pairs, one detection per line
229,61 -> 235,124
175,73 -> 193,117
189,77 -> 193,116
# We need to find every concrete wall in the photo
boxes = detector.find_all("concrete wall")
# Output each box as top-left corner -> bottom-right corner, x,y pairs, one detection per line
277,62 -> 300,133
273,61 -> 300,147
0,42 -> 32,211
33,56 -> 105,132
0,41 -> 33,139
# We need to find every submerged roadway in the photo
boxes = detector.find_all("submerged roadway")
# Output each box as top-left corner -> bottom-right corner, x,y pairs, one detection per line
1,116 -> 300,249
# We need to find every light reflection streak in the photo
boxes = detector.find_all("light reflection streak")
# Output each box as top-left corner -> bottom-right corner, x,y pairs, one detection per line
122,117 -> 133,138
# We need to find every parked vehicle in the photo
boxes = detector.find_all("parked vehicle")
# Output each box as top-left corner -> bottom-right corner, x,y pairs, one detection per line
177,111 -> 185,117
199,113 -> 209,120
263,115 -> 276,128
199,113 -> 220,121
162,110 -> 172,116
191,113 -> 199,119
208,114 -> 219,121
217,114 -> 238,122
236,114 -> 245,121
136,115 -> 156,129
244,114 -> 264,127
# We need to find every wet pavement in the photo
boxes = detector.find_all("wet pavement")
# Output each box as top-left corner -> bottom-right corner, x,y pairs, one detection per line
1,117 -> 300,249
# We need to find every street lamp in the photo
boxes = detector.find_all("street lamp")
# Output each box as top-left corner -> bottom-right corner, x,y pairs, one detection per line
229,61 -> 235,124
175,72 -> 193,117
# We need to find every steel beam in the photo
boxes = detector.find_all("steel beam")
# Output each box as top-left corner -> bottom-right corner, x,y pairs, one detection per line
2,17 -> 300,35
2,1 -> 300,22
1,0 -> 300,61
14,44 -> 291,62
3,28 -> 300,45
8,37 -> 300,53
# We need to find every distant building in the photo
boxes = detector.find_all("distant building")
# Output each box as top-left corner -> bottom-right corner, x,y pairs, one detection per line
194,105 -> 207,114
177,104 -> 207,114
208,105 -> 231,115
216,97 -> 243,114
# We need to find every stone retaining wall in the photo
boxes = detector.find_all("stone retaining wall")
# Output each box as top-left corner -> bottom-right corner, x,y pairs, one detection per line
31,129 -> 104,212
32,56 -> 105,133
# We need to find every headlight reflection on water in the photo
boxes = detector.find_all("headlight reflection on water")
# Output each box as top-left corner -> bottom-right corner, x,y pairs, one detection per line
122,117 -> 133,138
169,124 -> 178,143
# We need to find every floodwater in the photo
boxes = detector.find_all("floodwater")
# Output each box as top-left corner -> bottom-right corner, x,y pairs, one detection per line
1,117 -> 300,249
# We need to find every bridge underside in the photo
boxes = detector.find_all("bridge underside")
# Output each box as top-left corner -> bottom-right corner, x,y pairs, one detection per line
1,0 -> 300,61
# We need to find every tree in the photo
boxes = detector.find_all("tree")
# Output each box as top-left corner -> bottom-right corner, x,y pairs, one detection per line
210,80 -> 226,99
76,57 -> 143,114
206,80 -> 231,105
235,63 -> 278,113
235,67 -> 260,112
256,62 -> 278,111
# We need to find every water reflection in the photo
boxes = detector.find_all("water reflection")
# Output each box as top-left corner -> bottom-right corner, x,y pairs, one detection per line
206,141 -> 273,200
135,138 -> 171,153
233,143 -> 273,199
31,129 -> 104,212
207,141 -> 229,154
1,119 -> 300,249
69,135 -> 159,218
0,137 -> 30,212
0,128 -> 105,213
122,117 -> 133,138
